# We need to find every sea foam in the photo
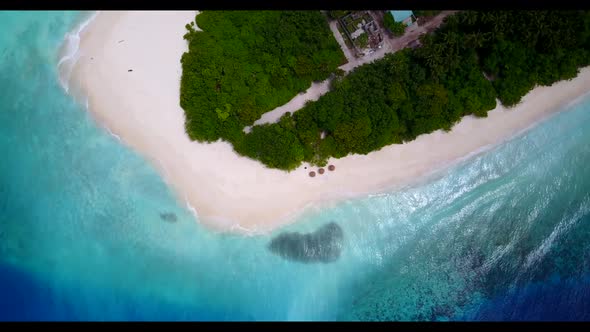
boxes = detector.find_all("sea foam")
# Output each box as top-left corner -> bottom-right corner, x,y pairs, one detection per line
57,11 -> 99,93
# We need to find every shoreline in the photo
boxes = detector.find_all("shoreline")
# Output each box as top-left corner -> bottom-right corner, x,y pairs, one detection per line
66,11 -> 590,234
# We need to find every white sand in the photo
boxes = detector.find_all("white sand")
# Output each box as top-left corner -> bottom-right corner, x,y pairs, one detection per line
68,11 -> 590,234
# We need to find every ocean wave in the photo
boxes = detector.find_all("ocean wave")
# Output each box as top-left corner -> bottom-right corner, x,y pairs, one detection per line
185,197 -> 199,219
230,224 -> 256,235
57,11 -> 99,93
105,127 -> 121,142
82,96 -> 121,142
523,197 -> 590,270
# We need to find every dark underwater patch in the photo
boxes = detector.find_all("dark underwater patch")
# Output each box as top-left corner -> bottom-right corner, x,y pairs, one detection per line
268,222 -> 344,263
159,212 -> 178,223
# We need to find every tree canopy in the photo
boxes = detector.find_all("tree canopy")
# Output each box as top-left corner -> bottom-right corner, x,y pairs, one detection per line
180,11 -> 346,143
180,10 -> 590,171
383,12 -> 407,36
413,10 -> 441,18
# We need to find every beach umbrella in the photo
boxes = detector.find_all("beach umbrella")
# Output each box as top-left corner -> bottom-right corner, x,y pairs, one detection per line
309,171 -> 316,177
328,165 -> 335,171
318,168 -> 325,174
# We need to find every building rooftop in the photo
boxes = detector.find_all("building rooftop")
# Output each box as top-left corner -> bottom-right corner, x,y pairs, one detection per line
389,10 -> 414,23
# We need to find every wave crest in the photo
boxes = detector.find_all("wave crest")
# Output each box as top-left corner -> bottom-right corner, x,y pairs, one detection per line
57,11 -> 99,93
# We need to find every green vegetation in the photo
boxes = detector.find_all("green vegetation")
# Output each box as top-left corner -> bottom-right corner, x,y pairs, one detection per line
180,11 -> 346,142
414,10 -> 441,18
181,11 -> 590,171
356,33 -> 369,48
383,13 -> 407,36
337,23 -> 353,49
329,11 -> 350,20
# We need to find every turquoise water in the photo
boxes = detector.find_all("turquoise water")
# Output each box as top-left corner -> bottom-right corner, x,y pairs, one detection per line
1,11 -> 590,321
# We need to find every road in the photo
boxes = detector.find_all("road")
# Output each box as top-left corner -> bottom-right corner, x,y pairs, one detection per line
328,20 -> 357,64
245,11 -> 458,131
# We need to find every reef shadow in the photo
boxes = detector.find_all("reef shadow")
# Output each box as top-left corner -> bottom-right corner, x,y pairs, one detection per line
159,212 -> 178,223
267,222 -> 344,263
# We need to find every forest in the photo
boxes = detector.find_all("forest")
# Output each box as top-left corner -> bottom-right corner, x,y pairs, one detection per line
181,11 -> 590,171
180,11 -> 346,143
383,12 -> 407,36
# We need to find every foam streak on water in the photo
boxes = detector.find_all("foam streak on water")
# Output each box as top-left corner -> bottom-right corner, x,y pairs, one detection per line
57,11 -> 99,93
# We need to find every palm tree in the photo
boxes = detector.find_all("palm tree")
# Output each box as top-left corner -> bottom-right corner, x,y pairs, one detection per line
466,32 -> 485,49
425,53 -> 438,69
490,11 -> 507,37
480,11 -> 494,25
460,11 -> 478,26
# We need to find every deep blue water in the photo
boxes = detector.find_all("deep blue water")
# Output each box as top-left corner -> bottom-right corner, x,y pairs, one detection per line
1,11 -> 590,321
462,273 -> 590,321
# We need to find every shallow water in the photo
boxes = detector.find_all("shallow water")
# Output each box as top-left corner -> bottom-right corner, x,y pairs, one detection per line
1,11 -> 590,321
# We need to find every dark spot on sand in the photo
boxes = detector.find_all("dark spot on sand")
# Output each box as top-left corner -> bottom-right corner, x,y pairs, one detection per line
159,212 -> 177,223
128,69 -> 133,72
268,222 -> 344,263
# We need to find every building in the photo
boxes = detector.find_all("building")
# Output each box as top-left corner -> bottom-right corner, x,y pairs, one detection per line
338,11 -> 384,57
389,10 -> 416,27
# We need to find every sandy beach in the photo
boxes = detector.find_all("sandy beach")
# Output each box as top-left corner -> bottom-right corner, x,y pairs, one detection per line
67,11 -> 590,234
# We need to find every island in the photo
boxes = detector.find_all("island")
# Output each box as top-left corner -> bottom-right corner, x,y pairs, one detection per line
181,10 -> 590,170
70,10 -> 590,233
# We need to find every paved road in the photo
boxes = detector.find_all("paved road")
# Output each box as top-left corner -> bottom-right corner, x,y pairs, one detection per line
245,11 -> 458,131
